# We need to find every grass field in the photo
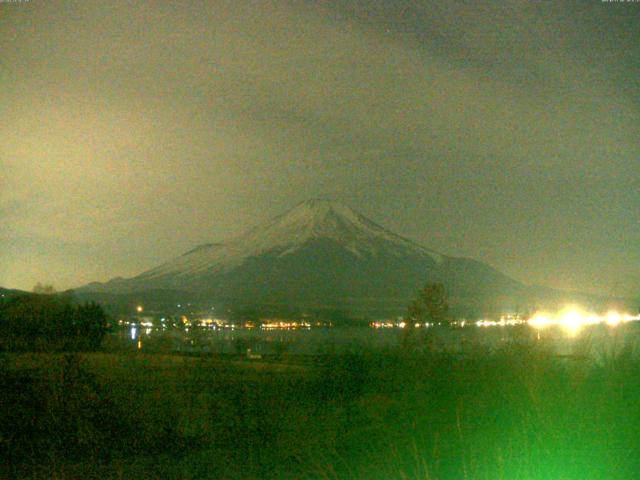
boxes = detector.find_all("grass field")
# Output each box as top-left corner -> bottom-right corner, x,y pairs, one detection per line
2,342 -> 640,479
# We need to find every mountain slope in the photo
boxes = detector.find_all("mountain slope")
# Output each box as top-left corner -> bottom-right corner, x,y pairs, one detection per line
81,199 -> 527,315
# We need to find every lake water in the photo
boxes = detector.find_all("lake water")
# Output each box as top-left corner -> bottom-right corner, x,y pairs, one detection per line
113,321 -> 640,359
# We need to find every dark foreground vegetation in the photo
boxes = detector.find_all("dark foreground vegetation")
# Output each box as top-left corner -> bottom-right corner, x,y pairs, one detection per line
0,294 -> 108,352
2,342 -> 640,480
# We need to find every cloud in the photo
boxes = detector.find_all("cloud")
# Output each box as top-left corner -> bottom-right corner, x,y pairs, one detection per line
1,0 -> 638,294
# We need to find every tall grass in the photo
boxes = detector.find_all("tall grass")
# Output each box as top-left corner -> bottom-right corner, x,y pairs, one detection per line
2,341 -> 640,479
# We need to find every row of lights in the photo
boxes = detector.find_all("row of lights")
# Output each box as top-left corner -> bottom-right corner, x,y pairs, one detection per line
261,321 -> 312,330
371,308 -> 640,335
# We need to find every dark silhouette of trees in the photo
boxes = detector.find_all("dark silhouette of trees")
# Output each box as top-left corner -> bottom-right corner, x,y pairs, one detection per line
406,282 -> 450,326
0,294 -> 109,352
402,282 -> 450,352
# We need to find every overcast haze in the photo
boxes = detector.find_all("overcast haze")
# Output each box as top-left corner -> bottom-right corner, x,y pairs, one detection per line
1,0 -> 639,297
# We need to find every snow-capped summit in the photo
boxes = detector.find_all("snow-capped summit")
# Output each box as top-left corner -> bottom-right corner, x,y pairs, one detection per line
137,199 -> 442,282
231,199 -> 443,259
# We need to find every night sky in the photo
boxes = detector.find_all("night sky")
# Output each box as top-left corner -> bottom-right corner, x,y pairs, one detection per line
1,1 -> 639,297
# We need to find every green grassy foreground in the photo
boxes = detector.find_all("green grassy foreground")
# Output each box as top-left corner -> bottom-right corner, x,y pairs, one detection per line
1,343 -> 640,479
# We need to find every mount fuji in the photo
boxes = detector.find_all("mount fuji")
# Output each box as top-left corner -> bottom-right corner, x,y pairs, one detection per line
81,200 -> 529,316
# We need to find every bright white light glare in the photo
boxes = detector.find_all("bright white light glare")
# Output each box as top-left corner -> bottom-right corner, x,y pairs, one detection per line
606,311 -> 622,327
603,311 -> 637,327
528,314 -> 553,330
528,307 -> 640,335
560,309 -> 588,336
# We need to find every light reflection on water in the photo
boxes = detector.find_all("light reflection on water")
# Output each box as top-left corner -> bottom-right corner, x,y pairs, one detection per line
114,322 -> 640,358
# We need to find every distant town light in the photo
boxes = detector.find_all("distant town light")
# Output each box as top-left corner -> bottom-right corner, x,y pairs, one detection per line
136,305 -> 143,313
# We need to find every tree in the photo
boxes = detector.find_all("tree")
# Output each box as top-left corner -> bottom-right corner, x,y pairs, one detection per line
406,282 -> 450,326
32,283 -> 57,295
72,302 -> 109,350
0,295 -> 108,352
402,282 -> 449,353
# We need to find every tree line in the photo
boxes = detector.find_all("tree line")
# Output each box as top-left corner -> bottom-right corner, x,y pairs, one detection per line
0,293 -> 109,352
